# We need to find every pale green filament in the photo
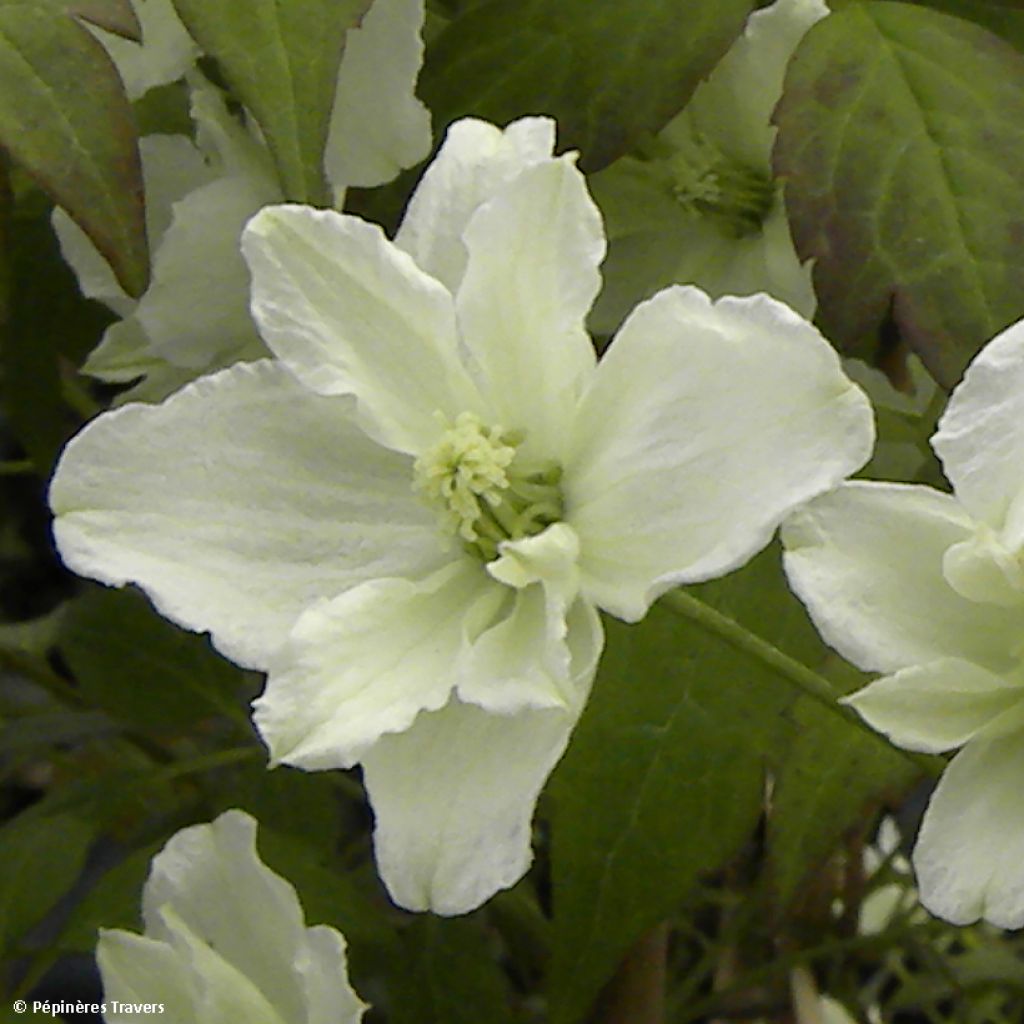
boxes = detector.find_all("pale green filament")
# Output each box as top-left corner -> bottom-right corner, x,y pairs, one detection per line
413,412 -> 564,560
667,132 -> 774,238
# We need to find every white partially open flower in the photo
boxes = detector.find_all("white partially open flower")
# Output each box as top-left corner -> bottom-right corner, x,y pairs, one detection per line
51,115 -> 873,914
783,319 -> 1024,929
54,0 -> 432,401
97,810 -> 366,1024
588,0 -> 824,334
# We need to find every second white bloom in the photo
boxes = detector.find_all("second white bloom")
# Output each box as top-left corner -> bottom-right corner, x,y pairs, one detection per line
51,117 -> 873,915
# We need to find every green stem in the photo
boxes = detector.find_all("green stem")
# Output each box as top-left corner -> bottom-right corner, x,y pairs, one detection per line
0,458 -> 34,476
660,589 -> 939,777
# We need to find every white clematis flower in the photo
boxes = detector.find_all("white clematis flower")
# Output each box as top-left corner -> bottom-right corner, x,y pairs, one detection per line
783,318 -> 1024,929
54,0 -> 432,401
588,0 -> 824,334
51,116 -> 874,914
97,810 -> 366,1024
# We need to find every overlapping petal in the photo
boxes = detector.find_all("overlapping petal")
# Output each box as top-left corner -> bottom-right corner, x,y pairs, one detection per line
456,157 -> 604,460
243,204 -> 481,453
932,318 -> 1024,535
254,560 -> 498,770
567,288 -> 873,621
843,659 -> 1024,754
99,810 -> 366,1023
362,607 -> 598,916
50,361 -> 444,668
395,117 -> 556,291
913,713 -> 1024,928
782,482 -> 1023,675
325,0 -> 431,194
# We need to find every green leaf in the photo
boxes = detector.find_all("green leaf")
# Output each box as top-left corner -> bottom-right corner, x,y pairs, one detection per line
2,198 -> 111,471
0,4 -> 147,295
904,0 -> 1024,52
775,2 -> 1024,388
548,583 -> 797,1023
387,917 -> 516,1024
420,0 -> 755,171
59,586 -> 251,733
765,669 -> 924,914
0,810 -> 94,956
170,0 -> 370,203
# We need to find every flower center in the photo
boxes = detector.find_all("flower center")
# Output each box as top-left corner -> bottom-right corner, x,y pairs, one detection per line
413,412 -> 564,561
666,132 -> 775,238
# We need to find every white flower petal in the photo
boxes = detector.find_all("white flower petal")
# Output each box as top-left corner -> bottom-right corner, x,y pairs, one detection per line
456,157 -> 603,459
97,931 -> 195,1022
913,712 -> 1024,928
395,116 -> 556,292
158,912 -> 286,1024
91,0 -> 198,100
363,608 -> 599,915
844,659 -> 1024,754
140,810 -> 364,1023
53,134 -> 213,316
254,559 -> 498,770
782,482 -> 1023,674
325,0 -> 431,194
943,528 -> 1024,607
50,360 -> 444,668
242,204 -> 480,453
932,318 -> 1024,532
567,287 -> 873,621
678,0 -> 828,168
458,582 -> 602,714
137,172 -> 276,369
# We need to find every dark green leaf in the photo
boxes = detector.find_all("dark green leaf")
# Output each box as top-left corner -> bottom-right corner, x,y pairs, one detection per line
0,4 -> 148,295
765,666 -> 924,914
0,810 -> 94,955
420,0 -> 755,171
388,917 -> 516,1024
170,0 -> 370,203
59,586 -> 251,733
775,2 -> 1024,387
3,199 -> 111,471
548,588 -> 796,1023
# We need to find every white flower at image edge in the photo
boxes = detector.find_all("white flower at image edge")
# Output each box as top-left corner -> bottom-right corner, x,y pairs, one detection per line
783,318 -> 1024,929
97,810 -> 365,1024
53,0 -> 432,401
51,116 -> 874,914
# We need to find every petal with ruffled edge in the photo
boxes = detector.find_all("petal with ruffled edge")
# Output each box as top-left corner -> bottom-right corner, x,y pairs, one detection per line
50,360 -> 445,669
362,599 -> 601,914
456,157 -> 604,461
141,810 -> 365,1023
459,524 -> 594,713
913,706 -> 1024,928
566,287 -> 873,621
782,481 -> 1023,675
254,559 -> 499,770
844,659 -> 1024,754
243,204 -> 482,454
932,318 -> 1024,537
325,0 -> 431,196
395,117 -> 556,292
